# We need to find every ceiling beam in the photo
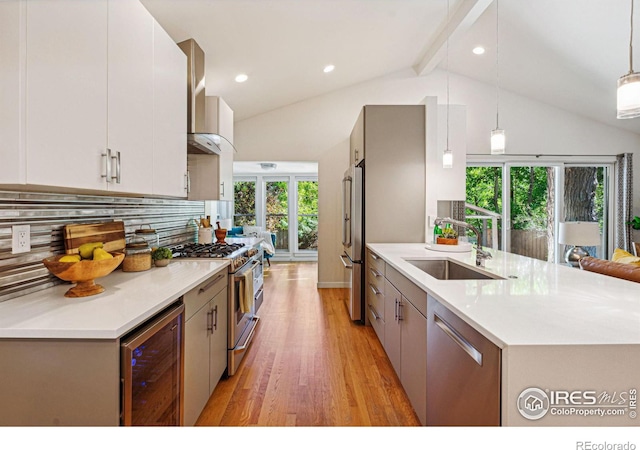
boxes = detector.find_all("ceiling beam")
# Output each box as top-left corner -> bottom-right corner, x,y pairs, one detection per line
413,0 -> 493,76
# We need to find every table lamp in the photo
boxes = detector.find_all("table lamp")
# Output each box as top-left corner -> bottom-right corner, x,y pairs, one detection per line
558,222 -> 601,267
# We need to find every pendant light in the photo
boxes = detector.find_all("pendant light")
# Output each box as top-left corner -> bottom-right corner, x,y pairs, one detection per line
443,0 -> 453,169
490,0 -> 506,154
617,0 -> 640,119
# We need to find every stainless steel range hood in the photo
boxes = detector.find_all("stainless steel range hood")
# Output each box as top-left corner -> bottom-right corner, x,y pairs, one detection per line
177,39 -> 235,155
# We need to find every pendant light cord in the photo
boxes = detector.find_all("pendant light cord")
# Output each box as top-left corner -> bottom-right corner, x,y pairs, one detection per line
495,0 -> 500,128
446,0 -> 450,151
630,0 -> 635,74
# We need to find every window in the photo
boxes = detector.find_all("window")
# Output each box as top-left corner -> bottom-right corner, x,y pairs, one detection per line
265,179 -> 289,251
233,180 -> 257,226
232,172 -> 318,261
467,159 -> 612,263
297,180 -> 318,252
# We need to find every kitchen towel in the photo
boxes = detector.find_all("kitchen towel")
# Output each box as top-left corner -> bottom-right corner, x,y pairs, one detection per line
259,231 -> 275,256
240,271 -> 254,313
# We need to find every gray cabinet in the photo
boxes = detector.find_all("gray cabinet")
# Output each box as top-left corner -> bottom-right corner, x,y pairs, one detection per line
183,271 -> 228,426
187,96 -> 235,201
350,107 -> 365,165
426,295 -> 500,426
360,105 -> 426,244
371,257 -> 427,425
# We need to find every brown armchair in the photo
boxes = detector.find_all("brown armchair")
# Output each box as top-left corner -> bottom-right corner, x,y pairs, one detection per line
579,256 -> 640,284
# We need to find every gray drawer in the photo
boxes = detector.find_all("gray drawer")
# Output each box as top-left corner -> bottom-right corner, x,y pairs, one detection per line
366,275 -> 385,322
368,303 -> 385,343
367,250 -> 385,275
183,271 -> 227,321
386,265 -> 427,317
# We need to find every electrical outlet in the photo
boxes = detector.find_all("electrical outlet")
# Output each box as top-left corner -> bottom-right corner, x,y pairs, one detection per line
12,225 -> 31,254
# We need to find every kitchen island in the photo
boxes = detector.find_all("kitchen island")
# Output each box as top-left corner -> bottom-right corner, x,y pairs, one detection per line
367,243 -> 640,426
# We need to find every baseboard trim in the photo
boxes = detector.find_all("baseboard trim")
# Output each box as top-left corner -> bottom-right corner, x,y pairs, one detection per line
317,282 -> 350,289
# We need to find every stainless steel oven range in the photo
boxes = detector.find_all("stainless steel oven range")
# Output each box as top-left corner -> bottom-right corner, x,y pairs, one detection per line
170,241 -> 264,376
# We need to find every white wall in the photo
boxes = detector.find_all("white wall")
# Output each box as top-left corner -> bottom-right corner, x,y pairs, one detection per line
235,67 -> 640,286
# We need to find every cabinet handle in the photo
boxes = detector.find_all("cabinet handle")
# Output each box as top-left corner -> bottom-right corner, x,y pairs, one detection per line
396,299 -> 403,321
355,149 -> 359,162
185,172 -> 191,193
368,304 -> 380,320
369,268 -> 381,278
220,181 -> 225,197
213,304 -> 218,331
368,283 -> 380,296
434,314 -> 483,366
199,273 -> 225,295
207,309 -> 214,333
102,148 -> 112,183
370,253 -> 379,260
114,152 -> 122,184
107,149 -> 120,184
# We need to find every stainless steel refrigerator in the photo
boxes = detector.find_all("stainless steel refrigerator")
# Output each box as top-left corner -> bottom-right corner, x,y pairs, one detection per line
340,163 -> 364,321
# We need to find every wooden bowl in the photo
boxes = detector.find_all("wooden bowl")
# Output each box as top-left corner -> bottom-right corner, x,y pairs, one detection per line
42,252 -> 124,298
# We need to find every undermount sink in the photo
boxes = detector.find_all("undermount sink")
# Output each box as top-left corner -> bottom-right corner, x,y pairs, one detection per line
403,259 -> 504,281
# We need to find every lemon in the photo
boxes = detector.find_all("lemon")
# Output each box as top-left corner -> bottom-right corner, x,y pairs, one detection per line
59,255 -> 81,263
78,242 -> 103,259
92,248 -> 114,261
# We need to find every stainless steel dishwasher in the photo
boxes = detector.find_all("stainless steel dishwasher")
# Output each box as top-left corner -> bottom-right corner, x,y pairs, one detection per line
426,295 -> 501,426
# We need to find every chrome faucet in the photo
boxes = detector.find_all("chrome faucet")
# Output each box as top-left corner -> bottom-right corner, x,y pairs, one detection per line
434,217 -> 492,267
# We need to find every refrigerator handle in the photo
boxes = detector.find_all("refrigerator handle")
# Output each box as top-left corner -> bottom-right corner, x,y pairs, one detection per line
339,253 -> 353,269
342,176 -> 352,247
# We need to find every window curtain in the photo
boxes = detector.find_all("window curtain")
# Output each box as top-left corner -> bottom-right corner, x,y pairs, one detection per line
614,153 -> 633,252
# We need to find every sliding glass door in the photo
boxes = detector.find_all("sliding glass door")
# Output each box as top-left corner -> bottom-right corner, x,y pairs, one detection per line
265,179 -> 289,252
467,160 -> 612,263
296,179 -> 318,252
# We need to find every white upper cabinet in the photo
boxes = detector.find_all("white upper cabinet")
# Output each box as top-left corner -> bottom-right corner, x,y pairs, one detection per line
25,0 -> 109,191
0,1 -> 25,185
1,0 -> 187,197
152,21 -> 187,198
107,0 -> 155,195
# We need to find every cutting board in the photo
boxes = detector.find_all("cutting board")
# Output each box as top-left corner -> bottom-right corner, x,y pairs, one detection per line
63,221 -> 126,255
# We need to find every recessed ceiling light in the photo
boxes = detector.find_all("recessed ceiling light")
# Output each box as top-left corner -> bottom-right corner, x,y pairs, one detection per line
323,65 -> 335,73
235,73 -> 248,83
472,46 -> 485,55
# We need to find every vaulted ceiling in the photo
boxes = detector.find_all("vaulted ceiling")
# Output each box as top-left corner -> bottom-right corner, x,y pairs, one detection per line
141,0 -> 640,135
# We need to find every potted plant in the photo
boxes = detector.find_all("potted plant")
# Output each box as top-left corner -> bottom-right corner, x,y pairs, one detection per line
627,216 -> 640,230
436,226 -> 459,245
151,247 -> 173,267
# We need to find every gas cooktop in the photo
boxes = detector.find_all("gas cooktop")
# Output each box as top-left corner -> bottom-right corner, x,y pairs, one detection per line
169,242 -> 247,259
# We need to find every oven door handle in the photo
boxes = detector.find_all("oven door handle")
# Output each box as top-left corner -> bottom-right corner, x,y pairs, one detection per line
234,315 -> 260,352
234,261 -> 261,281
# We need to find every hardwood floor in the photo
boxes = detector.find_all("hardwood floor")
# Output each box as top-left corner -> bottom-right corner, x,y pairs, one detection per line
195,261 -> 420,426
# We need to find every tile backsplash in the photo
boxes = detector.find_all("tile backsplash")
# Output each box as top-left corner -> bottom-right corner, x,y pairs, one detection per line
0,190 -> 204,302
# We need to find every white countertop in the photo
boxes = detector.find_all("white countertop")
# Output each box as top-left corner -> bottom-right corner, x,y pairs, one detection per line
0,260 -> 229,340
367,243 -> 640,348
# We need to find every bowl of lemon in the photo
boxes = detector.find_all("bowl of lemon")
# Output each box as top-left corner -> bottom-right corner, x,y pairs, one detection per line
42,242 -> 124,298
